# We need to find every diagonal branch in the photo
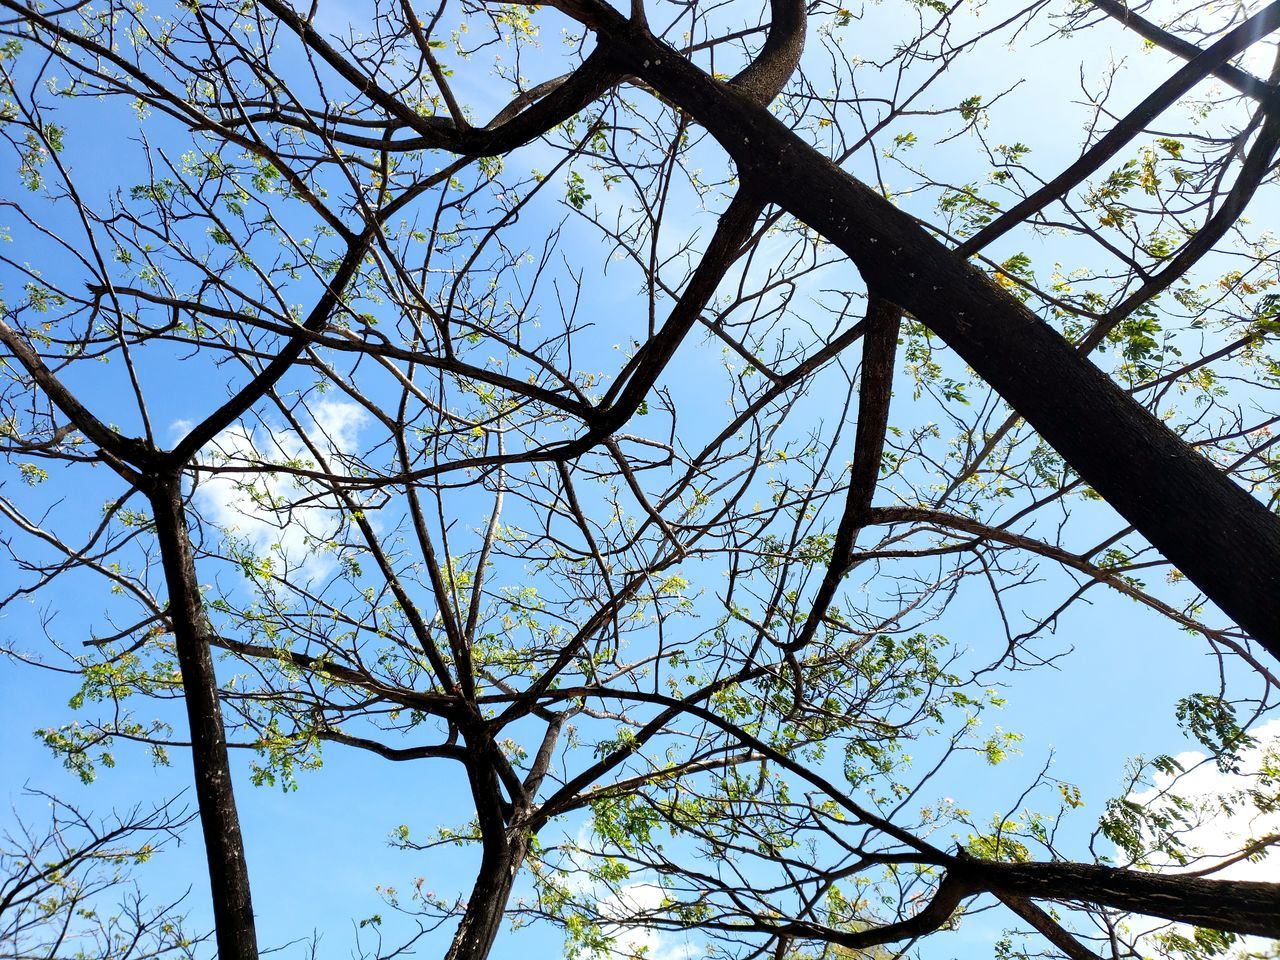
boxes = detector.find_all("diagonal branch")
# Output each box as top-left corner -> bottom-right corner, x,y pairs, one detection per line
993,889 -> 1104,960
164,233 -> 374,468
1088,0 -> 1274,103
958,0 -> 1280,254
0,316 -> 151,477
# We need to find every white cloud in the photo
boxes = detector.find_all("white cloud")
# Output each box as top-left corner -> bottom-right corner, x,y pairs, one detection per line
553,826 -> 698,960
184,400 -> 368,585
1121,719 -> 1280,957
597,883 -> 698,960
1127,719 -> 1280,882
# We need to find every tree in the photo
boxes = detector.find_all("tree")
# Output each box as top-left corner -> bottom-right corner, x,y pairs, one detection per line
2,0 -> 1280,957
0,791 -> 201,958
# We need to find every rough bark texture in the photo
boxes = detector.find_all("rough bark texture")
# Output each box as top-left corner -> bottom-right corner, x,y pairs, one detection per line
980,861 -> 1280,938
730,0 -> 807,104
579,19 -> 1280,649
442,814 -> 529,960
147,474 -> 258,960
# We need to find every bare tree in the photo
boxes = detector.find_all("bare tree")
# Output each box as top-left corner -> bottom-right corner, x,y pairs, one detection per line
2,0 -> 1280,958
1,792 -> 201,958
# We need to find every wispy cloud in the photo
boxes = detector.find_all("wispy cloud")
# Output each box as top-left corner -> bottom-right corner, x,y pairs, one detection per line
1120,719 -> 1280,956
597,882 -> 698,960
180,400 -> 368,585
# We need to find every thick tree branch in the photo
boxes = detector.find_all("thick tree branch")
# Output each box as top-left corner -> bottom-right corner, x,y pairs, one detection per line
256,0 -> 618,155
731,0 -> 808,105
760,871 -> 970,951
579,19 -> 1280,650
785,295 -> 901,652
977,860 -> 1280,938
146,474 -> 257,960
993,890 -> 1103,960
317,728 -> 466,762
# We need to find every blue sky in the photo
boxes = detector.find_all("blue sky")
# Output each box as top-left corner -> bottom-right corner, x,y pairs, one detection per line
3,0 -> 1279,957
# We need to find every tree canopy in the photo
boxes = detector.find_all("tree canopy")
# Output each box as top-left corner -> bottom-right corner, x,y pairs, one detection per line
2,0 -> 1280,958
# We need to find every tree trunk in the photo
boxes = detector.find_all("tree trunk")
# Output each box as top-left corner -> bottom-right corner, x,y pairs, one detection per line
442,831 -> 529,960
147,474 -> 259,960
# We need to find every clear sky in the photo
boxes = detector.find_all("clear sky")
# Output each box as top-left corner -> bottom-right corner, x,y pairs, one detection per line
2,0 -> 1278,958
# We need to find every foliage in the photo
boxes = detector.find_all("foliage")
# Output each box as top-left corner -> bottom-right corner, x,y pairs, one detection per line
2,0 -> 1280,958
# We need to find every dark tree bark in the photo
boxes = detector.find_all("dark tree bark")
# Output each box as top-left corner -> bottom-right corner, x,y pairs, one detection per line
147,473 -> 259,960
443,723 -> 536,960
757,858 -> 1280,951
0,317 -> 260,960
978,860 -> 1280,938
9,3 -> 1280,958
730,0 -> 807,105
442,831 -> 530,960
542,4 -> 1280,650
787,295 -> 902,653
